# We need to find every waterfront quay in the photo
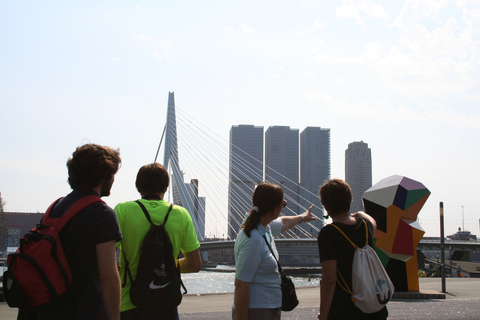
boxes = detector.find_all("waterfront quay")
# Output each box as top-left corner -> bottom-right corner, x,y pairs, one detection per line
1,278 -> 479,319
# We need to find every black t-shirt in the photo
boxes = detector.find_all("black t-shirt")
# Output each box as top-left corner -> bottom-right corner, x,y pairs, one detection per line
318,217 -> 388,320
37,188 -> 122,320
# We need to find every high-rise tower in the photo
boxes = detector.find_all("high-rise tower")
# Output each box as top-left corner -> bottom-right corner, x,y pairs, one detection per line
265,126 -> 300,234
345,141 -> 372,213
228,125 -> 264,239
300,127 -> 330,236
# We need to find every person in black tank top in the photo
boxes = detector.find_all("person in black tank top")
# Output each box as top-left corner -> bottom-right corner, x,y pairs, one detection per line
317,179 -> 388,320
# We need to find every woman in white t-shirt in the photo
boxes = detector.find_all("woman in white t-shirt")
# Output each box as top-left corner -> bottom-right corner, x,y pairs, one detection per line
232,182 -> 316,320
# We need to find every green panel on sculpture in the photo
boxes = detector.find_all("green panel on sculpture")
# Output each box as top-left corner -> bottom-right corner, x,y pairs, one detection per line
363,175 -> 430,292
405,189 -> 431,210
375,246 -> 391,266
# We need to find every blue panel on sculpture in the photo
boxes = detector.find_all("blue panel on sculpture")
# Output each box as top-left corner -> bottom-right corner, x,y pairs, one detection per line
393,185 -> 408,210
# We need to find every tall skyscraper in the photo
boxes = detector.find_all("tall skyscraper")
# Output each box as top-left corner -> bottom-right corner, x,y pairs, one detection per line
228,124 -> 331,239
345,141 -> 372,213
228,125 -> 264,239
265,126 -> 300,234
300,127 -> 330,236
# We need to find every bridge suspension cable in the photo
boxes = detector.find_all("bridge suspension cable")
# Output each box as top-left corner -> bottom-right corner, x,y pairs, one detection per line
162,106 -> 324,239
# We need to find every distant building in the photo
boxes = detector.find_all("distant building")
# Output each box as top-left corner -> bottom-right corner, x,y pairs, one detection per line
447,227 -> 477,241
0,212 -> 44,252
228,124 -> 330,239
299,127 -> 330,236
345,141 -> 372,213
228,125 -> 264,239
265,126 -> 300,232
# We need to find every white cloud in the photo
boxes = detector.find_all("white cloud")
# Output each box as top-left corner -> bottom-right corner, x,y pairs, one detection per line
313,20 -> 324,29
393,0 -> 450,28
155,41 -> 174,50
152,51 -> 172,60
336,0 -> 389,29
240,22 -> 255,33
112,57 -> 119,61
457,0 -> 480,8
269,67 -> 285,79
313,41 -> 382,65
462,7 -> 480,35
224,23 -> 255,34
132,34 -> 155,42
304,90 -> 480,129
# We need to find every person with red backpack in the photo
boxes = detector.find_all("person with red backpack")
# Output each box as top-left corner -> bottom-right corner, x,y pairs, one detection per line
5,143 -> 123,320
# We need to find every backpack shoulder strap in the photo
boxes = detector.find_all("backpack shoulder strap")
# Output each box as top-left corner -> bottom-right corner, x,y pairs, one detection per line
361,219 -> 369,247
122,202 -> 174,288
42,195 -> 103,228
330,219 -> 369,249
135,201 -> 174,226
330,223 -> 360,250
330,219 -> 370,299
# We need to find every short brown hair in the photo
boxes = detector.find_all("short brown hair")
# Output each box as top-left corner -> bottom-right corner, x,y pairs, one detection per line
67,144 -> 121,189
319,179 -> 352,217
135,163 -> 169,195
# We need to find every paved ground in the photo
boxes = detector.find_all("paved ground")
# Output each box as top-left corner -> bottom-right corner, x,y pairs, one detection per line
1,278 -> 479,319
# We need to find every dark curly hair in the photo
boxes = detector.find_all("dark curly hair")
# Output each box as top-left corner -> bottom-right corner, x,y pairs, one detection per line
243,182 -> 284,237
67,144 -> 121,190
319,178 -> 352,217
135,163 -> 170,196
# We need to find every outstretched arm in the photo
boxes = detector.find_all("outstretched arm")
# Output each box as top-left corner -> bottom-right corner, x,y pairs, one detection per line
280,205 -> 317,232
351,211 -> 377,232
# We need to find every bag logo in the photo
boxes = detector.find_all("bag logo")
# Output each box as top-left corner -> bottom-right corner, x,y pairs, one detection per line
153,265 -> 167,277
375,279 -> 391,305
149,281 -> 171,290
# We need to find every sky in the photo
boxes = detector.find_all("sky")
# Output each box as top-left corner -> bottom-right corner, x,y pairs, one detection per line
1,0 -> 479,238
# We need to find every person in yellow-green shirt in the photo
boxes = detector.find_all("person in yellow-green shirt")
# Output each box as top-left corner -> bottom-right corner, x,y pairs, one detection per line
114,163 -> 201,320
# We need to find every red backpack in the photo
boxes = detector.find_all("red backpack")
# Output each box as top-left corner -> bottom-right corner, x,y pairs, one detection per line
2,195 -> 102,310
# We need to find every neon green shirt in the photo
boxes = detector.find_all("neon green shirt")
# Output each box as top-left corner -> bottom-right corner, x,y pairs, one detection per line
114,199 -> 200,312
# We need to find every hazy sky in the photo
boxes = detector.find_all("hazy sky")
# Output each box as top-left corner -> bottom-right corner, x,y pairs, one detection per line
1,0 -> 479,238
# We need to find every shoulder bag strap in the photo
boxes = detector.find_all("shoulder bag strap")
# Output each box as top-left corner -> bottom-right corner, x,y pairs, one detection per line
262,235 -> 283,274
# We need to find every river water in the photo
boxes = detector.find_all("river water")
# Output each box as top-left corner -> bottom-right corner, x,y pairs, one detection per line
0,266 -> 321,295
181,265 -> 320,294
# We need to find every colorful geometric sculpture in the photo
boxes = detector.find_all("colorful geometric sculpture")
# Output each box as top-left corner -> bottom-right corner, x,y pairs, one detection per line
363,175 -> 430,292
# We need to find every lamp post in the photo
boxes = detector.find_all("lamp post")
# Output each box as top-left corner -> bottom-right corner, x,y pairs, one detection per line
461,205 -> 464,231
449,245 -> 453,277
440,202 -> 446,292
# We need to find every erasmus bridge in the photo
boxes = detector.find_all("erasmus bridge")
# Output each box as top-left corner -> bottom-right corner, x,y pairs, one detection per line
158,92 -> 324,266
157,92 -> 479,267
